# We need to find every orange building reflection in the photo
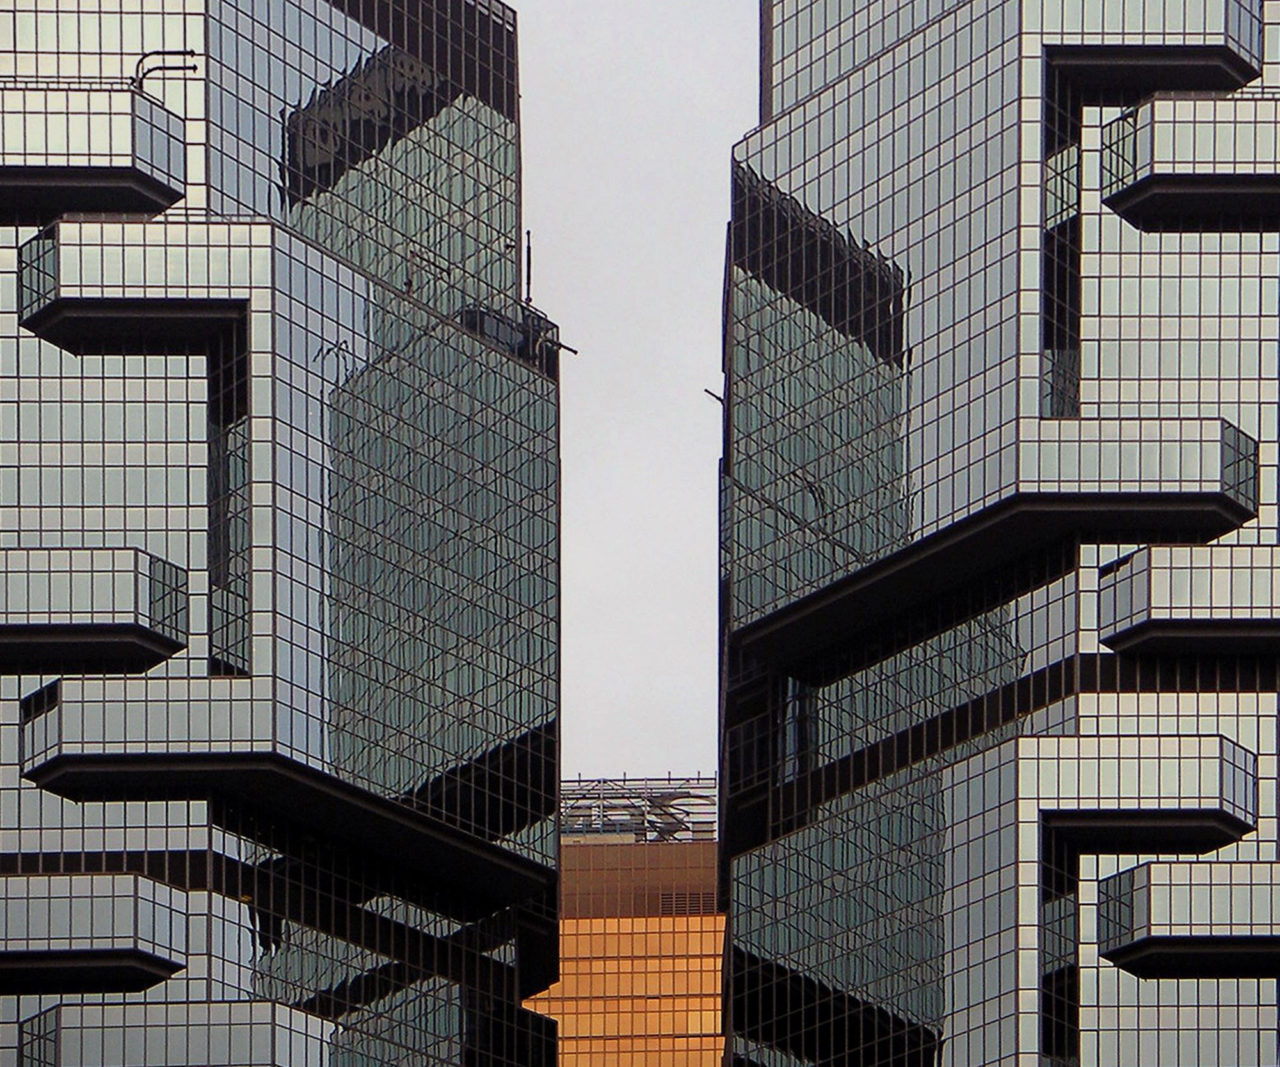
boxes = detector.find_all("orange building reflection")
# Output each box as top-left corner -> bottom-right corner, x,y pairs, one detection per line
524,777 -> 724,1065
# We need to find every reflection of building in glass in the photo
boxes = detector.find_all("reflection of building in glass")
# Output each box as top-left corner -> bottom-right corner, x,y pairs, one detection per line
726,162 -> 909,627
283,41 -> 522,319
524,778 -> 724,1065
0,0 -> 561,1062
721,2 -> 1280,1064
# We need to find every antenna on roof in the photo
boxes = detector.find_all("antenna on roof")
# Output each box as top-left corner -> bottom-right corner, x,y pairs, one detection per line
525,230 -> 533,304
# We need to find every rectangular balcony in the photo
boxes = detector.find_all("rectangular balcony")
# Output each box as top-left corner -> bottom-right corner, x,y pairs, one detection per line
0,83 -> 184,225
1102,92 -> 1280,230
20,676 -> 556,921
1024,734 -> 1258,851
1100,861 -> 1280,978
16,218 -> 254,356
1099,544 -> 1280,653
0,874 -> 186,994
946,734 -> 1258,853
19,1003 -> 331,1067
0,547 -> 186,673
1042,0 -> 1263,92
735,418 -> 1258,683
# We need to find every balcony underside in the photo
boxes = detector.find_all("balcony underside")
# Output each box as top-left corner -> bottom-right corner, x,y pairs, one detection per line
0,622 -> 184,674
25,751 -> 555,921
20,297 -> 244,356
1103,618 -> 1280,655
1104,174 -> 1280,231
0,948 -> 180,995
1041,809 -> 1253,853
734,491 -> 1253,685
1103,935 -> 1280,979
0,166 -> 182,227
1045,43 -> 1261,96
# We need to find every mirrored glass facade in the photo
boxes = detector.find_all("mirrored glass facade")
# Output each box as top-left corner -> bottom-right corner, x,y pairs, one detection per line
0,0 -> 560,1061
720,1 -> 1280,1063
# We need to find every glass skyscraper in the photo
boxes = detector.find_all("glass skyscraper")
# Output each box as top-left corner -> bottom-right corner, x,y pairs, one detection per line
720,1 -> 1280,1063
0,0 -> 560,1062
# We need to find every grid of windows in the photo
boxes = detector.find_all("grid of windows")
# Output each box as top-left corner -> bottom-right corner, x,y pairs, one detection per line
723,1 -> 1280,1064
0,0 -> 559,1061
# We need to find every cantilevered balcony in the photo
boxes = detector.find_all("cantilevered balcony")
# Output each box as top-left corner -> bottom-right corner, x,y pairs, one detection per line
0,874 -> 186,994
735,418 -> 1258,683
1102,93 -> 1280,230
1099,861 -> 1280,978
0,83 -> 184,225
937,734 -> 1259,1057
0,547 -> 186,673
16,218 -> 256,355
20,677 -> 555,919
19,1003 -> 332,1066
1042,0 -> 1263,92
982,734 -> 1259,851
1099,545 -> 1280,653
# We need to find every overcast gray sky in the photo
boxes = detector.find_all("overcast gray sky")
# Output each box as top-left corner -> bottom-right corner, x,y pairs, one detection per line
517,3 -> 758,777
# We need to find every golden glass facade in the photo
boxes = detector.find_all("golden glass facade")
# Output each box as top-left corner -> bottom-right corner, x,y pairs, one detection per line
525,778 -> 724,1065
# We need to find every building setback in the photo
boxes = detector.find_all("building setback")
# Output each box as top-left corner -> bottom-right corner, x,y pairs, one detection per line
0,0 -> 561,1062
524,778 -> 723,1066
719,1 -> 1280,1064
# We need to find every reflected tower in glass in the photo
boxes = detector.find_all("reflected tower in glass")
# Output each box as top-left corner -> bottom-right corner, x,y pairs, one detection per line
720,1 -> 1280,1063
0,0 -> 562,1062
